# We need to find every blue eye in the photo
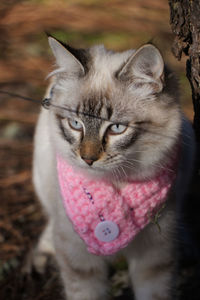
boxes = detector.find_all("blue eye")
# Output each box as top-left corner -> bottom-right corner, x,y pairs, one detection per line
109,124 -> 127,135
68,119 -> 83,131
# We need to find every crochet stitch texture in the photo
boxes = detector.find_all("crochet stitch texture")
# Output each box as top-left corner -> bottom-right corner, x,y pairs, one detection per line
57,156 -> 176,256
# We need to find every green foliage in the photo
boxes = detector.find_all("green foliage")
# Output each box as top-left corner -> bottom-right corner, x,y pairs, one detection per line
45,29 -> 151,50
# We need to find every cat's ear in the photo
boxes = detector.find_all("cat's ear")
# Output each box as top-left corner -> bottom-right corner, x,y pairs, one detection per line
118,44 -> 164,92
48,37 -> 86,76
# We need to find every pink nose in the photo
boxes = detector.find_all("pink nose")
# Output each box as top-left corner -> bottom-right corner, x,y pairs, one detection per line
83,159 -> 94,166
81,156 -> 96,166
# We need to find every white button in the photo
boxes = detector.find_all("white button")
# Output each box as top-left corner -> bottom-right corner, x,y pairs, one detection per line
94,221 -> 119,242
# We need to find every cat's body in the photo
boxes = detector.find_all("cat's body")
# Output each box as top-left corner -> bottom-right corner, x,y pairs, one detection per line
33,38 -> 195,300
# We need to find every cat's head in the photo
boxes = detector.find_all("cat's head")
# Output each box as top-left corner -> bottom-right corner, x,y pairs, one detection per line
46,37 -> 181,181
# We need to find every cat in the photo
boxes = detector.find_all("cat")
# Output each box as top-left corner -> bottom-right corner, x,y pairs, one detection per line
33,36 -> 195,300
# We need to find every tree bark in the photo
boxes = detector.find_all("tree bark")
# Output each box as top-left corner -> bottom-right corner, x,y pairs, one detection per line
169,0 -> 200,142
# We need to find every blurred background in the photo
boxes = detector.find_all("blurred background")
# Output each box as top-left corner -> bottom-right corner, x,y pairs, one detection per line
0,1 -> 195,299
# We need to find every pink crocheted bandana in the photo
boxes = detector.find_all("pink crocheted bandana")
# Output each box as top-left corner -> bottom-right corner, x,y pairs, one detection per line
57,156 -> 177,256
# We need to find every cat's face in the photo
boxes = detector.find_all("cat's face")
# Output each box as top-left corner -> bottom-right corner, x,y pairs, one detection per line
47,38 -> 181,181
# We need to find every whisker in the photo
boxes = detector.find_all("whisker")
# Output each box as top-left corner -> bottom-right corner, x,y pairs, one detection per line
125,158 -> 142,164
122,163 -> 135,170
118,165 -> 127,179
111,168 -> 121,184
124,157 -> 175,174
115,166 -> 124,182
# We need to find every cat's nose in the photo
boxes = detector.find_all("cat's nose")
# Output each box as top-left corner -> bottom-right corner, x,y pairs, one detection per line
81,156 -> 96,166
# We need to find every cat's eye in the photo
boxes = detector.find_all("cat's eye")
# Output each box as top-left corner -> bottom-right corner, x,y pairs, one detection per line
108,124 -> 127,135
68,119 -> 83,131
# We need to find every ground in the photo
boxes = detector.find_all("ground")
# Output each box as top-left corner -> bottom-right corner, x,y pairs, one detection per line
0,1 -> 199,299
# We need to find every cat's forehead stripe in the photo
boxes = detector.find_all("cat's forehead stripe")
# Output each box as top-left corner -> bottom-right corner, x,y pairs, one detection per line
78,96 -> 113,122
82,97 -> 103,116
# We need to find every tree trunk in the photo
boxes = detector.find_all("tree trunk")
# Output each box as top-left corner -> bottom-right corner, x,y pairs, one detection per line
169,2 -> 200,299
